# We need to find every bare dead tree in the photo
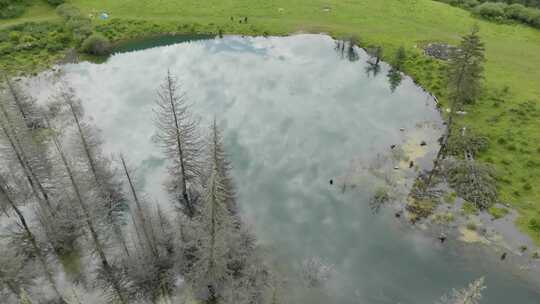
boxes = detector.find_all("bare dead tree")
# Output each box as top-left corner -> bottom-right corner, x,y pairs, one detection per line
46,117 -> 127,304
190,153 -> 236,303
58,87 -> 130,257
120,155 -> 158,258
0,173 -> 66,303
121,202 -> 177,303
2,75 -> 41,129
0,101 -> 54,212
206,119 -> 237,215
153,71 -> 203,218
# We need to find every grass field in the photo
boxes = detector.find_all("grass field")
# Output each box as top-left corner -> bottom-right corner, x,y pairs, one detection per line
2,0 -> 540,243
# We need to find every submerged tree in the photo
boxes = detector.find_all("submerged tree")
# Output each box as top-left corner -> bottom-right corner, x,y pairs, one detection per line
1,75 -> 42,129
206,119 -> 237,215
154,71 -> 203,218
0,173 -> 67,303
120,155 -> 157,258
192,164 -> 234,302
121,203 -> 177,302
0,94 -> 54,213
46,116 -> 128,304
56,86 -> 129,257
437,277 -> 485,304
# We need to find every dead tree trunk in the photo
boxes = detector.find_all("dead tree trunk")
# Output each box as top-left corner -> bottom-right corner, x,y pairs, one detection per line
3,76 -> 30,125
0,176 -> 66,303
48,120 -> 127,304
0,109 -> 53,212
64,94 -> 130,257
120,155 -> 158,258
167,80 -> 194,217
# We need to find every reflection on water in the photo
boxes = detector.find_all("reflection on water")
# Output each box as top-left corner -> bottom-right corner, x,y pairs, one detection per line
28,34 -> 540,303
387,68 -> 403,92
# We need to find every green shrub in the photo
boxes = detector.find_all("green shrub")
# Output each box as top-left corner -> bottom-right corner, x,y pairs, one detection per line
462,201 -> 479,215
529,218 -> 540,232
532,13 -> 540,27
67,17 -> 92,42
47,0 -> 65,6
0,0 -> 27,19
488,206 -> 509,219
474,2 -> 507,19
81,34 -> 111,55
446,130 -> 489,157
445,159 -> 498,210
406,199 -> 437,219
505,4 -> 531,21
56,3 -> 81,20
370,187 -> 391,213
8,31 -> 20,42
466,221 -> 477,231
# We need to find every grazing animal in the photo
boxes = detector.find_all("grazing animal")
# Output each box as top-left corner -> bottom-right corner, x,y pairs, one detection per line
409,161 -> 414,168
329,179 -> 334,185
390,144 -> 396,149
501,252 -> 507,261
420,141 -> 427,146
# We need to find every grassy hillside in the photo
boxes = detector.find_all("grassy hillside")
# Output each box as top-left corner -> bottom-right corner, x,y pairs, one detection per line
1,0 -> 540,242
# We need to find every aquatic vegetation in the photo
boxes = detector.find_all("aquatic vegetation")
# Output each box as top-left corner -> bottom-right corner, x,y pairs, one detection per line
437,277 -> 485,304
369,186 -> 391,214
462,201 -> 479,215
300,257 -> 335,288
488,206 -> 510,220
406,198 -> 437,221
444,158 -> 498,210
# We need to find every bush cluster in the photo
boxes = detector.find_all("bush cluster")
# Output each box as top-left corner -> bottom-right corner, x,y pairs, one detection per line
436,0 -> 540,29
80,33 -> 111,55
0,0 -> 27,19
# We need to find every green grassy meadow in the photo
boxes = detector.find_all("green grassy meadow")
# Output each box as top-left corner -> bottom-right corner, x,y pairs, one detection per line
1,0 -> 540,243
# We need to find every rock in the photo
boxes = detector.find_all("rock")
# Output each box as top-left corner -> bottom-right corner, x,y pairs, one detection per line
438,233 -> 447,243
409,161 -> 414,168
423,43 -> 458,61
400,128 -> 405,131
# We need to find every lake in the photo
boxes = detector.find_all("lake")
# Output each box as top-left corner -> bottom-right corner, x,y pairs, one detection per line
28,34 -> 540,303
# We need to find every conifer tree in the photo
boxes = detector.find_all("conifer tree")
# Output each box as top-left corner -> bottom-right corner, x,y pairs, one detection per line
154,71 -> 203,218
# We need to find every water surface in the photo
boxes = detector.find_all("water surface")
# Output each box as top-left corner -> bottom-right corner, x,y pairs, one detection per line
32,35 -> 540,303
